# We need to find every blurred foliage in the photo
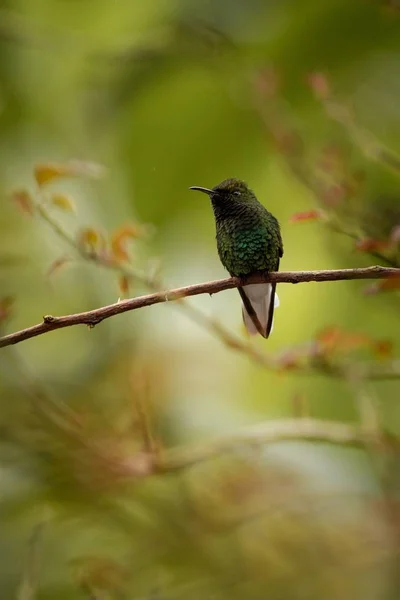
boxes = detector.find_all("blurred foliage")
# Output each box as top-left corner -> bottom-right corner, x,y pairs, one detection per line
0,0 -> 400,599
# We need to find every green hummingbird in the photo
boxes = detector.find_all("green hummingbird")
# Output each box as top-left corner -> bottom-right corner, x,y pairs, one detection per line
190,178 -> 283,338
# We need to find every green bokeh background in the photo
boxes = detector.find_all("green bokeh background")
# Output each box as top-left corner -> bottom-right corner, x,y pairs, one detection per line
0,1 -> 399,599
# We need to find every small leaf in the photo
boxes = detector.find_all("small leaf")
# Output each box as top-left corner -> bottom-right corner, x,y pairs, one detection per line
0,296 -> 14,323
316,326 -> 394,359
50,193 -> 76,212
355,238 -> 391,252
365,274 -> 400,294
111,225 -> 140,262
317,326 -> 370,354
289,209 -> 324,223
316,326 -> 342,351
46,255 -> 71,278
379,275 -> 400,290
34,160 -> 105,187
34,163 -> 74,187
118,275 -> 130,296
10,189 -> 34,216
78,228 -> 105,252
372,340 -> 393,359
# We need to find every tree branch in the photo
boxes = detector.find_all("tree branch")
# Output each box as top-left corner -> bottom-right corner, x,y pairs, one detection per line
0,266 -> 398,348
157,417 -> 398,472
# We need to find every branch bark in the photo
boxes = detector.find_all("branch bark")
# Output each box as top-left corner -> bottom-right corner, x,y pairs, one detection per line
0,265 -> 398,348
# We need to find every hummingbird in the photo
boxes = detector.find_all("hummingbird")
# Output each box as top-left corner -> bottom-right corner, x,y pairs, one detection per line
190,178 -> 283,338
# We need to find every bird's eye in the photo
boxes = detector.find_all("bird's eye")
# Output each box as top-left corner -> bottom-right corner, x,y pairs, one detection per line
233,190 -> 241,196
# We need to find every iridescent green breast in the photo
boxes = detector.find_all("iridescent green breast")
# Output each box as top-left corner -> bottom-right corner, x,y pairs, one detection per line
216,216 -> 281,277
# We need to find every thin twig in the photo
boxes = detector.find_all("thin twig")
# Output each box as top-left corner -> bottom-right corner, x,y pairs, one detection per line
1,266 -> 398,348
156,417 -> 399,472
253,82 -> 400,269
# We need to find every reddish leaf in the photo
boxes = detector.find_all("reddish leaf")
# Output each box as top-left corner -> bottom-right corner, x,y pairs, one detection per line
34,161 -> 105,187
372,340 -> 393,359
317,326 -> 370,354
317,326 -> 394,359
46,255 -> 70,278
110,225 -> 141,262
379,275 -> 400,290
355,238 -> 391,252
10,189 -> 34,216
289,209 -> 324,223
317,326 -> 343,351
365,274 -> 400,294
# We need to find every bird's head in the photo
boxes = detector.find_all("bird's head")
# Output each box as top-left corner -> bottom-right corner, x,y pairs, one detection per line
189,178 -> 257,207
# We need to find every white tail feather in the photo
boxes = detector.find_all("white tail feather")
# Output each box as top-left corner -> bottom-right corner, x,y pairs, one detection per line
241,283 -> 279,337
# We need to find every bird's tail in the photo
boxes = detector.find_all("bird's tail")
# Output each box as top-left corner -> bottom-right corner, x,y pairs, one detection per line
238,283 -> 279,339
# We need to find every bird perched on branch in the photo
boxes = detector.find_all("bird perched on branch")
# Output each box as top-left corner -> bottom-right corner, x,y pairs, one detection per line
190,178 -> 283,338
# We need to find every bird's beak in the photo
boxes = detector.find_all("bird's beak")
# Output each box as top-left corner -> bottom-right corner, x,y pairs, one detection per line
189,186 -> 214,196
